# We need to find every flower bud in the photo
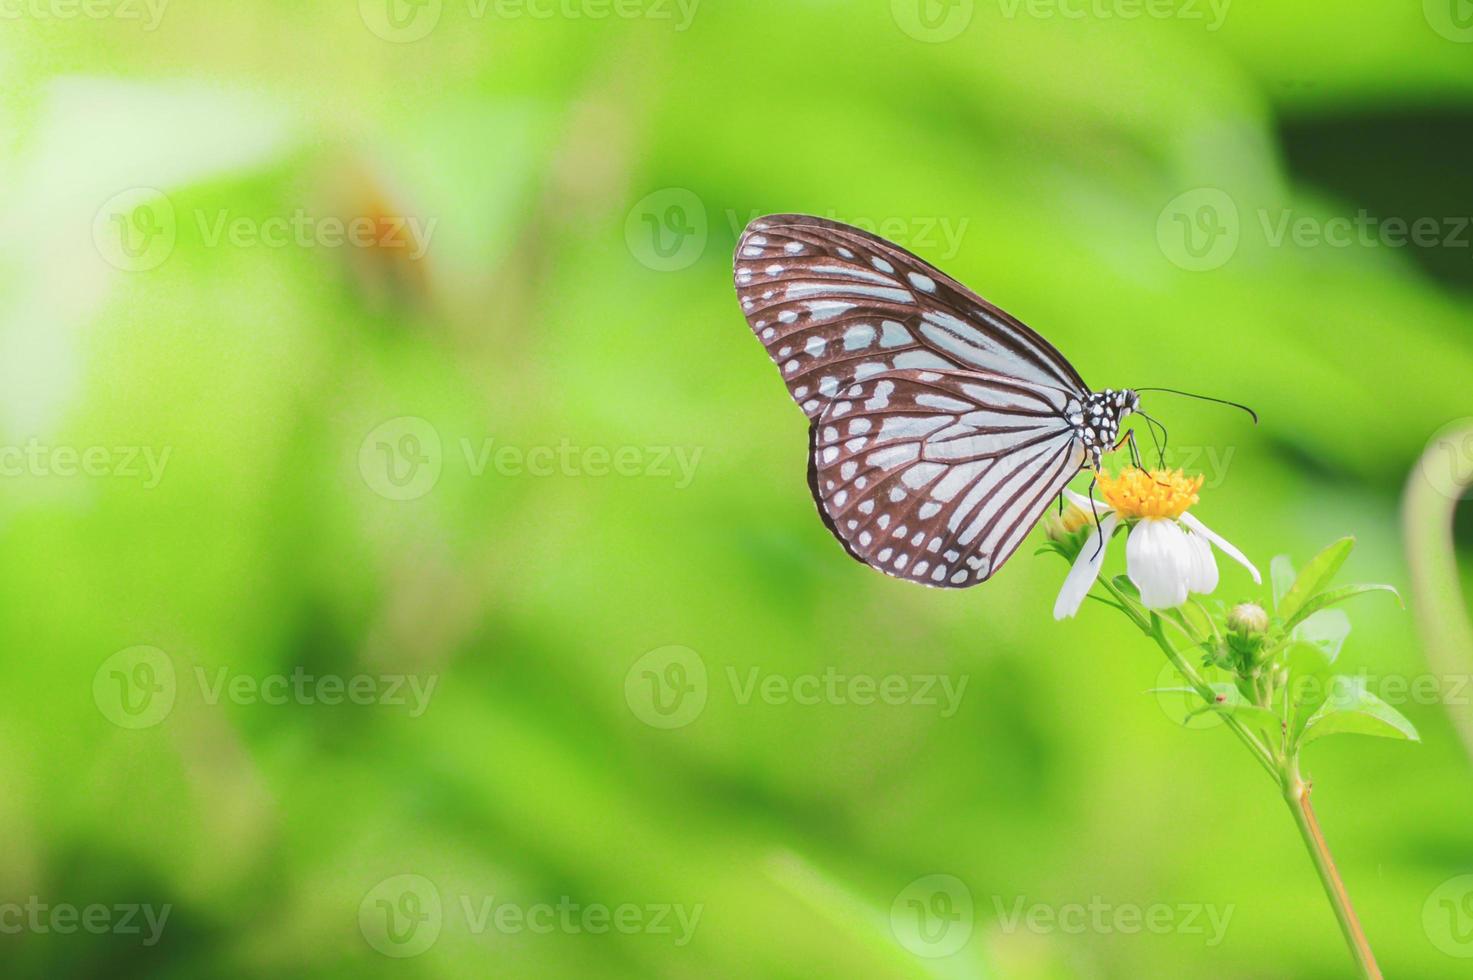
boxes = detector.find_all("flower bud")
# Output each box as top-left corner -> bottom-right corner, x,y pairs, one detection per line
1228,603 -> 1268,635
1046,503 -> 1093,544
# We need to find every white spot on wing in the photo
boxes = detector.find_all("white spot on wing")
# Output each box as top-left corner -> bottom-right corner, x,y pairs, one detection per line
843,324 -> 876,350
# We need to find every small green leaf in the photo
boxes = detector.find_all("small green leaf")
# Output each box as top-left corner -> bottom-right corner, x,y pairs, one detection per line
1301,676 -> 1420,746
1278,538 -> 1355,624
1282,641 -> 1332,736
1270,555 -> 1296,611
1153,683 -> 1281,735
1292,609 -> 1351,663
1283,584 -> 1402,634
1111,575 -> 1141,601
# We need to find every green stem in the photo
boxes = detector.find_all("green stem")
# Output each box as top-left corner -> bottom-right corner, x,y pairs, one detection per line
1402,426 -> 1473,765
1087,567 -> 1376,973
1095,578 -> 1277,778
1280,758 -> 1382,979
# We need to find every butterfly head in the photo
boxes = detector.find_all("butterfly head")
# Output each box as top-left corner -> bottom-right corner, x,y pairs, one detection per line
1074,388 -> 1139,468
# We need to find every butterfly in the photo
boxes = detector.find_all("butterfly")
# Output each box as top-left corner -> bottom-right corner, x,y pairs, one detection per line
734,213 -> 1139,589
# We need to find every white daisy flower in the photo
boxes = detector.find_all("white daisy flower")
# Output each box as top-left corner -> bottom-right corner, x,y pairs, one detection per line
1053,468 -> 1260,619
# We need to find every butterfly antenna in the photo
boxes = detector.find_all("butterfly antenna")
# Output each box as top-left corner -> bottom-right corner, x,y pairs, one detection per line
1134,387 -> 1259,425
1134,411 -> 1168,470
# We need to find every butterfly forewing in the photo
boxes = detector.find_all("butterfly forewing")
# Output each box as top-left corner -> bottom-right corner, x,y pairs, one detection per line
808,369 -> 1086,588
734,213 -> 1088,420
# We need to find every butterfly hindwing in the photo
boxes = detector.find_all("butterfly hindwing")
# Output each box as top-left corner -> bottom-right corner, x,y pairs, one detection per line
734,213 -> 1089,420
808,369 -> 1087,588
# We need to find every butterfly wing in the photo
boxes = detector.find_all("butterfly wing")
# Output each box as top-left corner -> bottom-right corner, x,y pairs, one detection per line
734,213 -> 1089,420
809,368 -> 1087,588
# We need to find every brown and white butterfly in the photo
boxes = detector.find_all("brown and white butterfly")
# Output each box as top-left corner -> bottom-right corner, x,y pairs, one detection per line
734,213 -> 1138,588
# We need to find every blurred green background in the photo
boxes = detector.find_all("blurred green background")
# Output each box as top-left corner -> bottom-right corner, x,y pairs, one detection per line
3,1 -> 1473,976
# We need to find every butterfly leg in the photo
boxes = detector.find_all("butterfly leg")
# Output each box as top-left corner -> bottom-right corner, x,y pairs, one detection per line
1117,427 -> 1143,469
1087,474 -> 1105,560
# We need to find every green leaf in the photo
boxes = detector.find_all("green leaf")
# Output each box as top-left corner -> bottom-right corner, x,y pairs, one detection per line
1270,555 -> 1296,611
1153,683 -> 1281,735
1281,641 -> 1332,736
1277,538 -> 1355,624
1301,676 -> 1420,746
1292,609 -> 1351,663
1110,575 -> 1141,602
1282,584 -> 1402,634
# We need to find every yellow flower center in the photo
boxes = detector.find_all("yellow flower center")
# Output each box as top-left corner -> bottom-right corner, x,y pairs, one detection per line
1096,467 -> 1202,520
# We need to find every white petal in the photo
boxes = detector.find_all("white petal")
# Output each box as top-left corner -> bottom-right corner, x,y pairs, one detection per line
1183,528 -> 1219,594
1063,488 -> 1111,517
1180,512 -> 1260,584
1126,518 -> 1191,610
1053,513 -> 1120,620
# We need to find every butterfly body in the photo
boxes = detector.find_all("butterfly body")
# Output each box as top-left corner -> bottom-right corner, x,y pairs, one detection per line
735,214 -> 1136,588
